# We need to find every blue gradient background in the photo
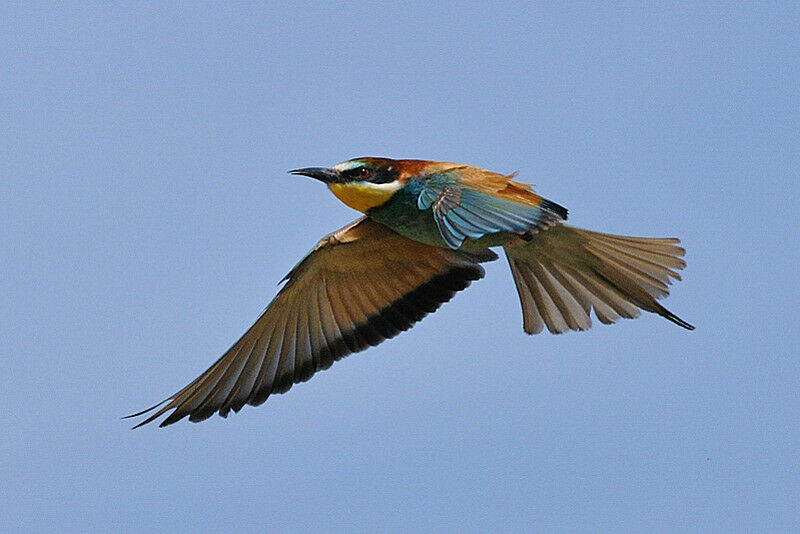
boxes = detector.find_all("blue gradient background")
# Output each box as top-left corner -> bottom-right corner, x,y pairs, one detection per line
2,3 -> 798,532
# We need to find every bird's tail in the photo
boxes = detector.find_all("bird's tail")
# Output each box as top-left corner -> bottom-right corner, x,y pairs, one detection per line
503,225 -> 693,334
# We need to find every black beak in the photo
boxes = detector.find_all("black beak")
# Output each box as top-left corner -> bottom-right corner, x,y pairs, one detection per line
289,167 -> 340,184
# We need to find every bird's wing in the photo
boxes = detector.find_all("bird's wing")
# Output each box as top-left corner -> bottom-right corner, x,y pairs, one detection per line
417,171 -> 568,249
127,217 -> 497,427
504,224 -> 693,334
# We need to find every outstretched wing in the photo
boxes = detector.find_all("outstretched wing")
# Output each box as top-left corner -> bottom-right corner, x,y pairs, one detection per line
127,217 -> 497,428
504,225 -> 693,334
417,170 -> 568,249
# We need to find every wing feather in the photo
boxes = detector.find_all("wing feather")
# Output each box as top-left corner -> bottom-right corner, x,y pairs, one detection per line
128,217 -> 497,428
418,172 -> 567,249
505,224 -> 692,334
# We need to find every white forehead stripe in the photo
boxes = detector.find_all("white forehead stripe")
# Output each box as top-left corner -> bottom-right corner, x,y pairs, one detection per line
333,160 -> 364,172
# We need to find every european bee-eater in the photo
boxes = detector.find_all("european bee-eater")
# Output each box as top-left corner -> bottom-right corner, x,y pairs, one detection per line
128,157 -> 693,428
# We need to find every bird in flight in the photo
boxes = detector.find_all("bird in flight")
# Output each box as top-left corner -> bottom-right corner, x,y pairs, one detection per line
128,157 -> 693,428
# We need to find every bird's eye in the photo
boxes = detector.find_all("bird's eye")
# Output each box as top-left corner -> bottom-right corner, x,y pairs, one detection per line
359,168 -> 371,179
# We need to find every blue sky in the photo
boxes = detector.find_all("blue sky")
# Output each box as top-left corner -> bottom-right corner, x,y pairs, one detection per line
2,3 -> 798,532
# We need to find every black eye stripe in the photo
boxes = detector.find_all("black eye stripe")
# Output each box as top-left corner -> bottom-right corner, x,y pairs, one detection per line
369,171 -> 396,184
347,166 -> 397,184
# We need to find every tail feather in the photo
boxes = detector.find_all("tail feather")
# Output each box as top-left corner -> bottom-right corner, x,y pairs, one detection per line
504,225 -> 693,334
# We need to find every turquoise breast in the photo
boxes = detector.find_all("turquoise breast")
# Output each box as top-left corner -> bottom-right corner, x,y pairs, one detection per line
367,180 -> 444,247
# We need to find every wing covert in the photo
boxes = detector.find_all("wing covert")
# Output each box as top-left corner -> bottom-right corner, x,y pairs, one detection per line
418,172 -> 567,249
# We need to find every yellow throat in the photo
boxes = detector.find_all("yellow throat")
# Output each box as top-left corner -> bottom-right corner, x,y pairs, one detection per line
328,182 -> 401,213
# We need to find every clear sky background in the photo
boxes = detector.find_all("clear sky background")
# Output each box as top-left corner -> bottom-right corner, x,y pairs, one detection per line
2,3 -> 798,532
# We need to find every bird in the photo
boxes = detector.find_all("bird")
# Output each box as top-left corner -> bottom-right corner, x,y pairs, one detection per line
127,157 -> 693,428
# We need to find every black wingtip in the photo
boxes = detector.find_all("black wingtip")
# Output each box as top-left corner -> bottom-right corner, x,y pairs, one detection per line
131,419 -> 150,430
665,311 -> 695,331
123,398 -> 170,429
541,198 -> 568,221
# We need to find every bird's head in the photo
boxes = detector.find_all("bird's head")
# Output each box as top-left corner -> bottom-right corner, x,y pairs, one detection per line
290,157 -> 412,213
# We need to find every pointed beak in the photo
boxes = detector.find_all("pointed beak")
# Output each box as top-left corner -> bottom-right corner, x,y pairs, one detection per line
288,167 -> 340,184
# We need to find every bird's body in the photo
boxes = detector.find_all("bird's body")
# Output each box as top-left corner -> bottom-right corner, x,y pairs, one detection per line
128,157 -> 693,428
328,158 -> 565,250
